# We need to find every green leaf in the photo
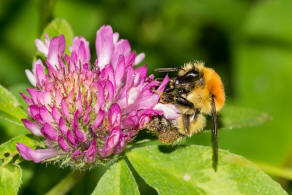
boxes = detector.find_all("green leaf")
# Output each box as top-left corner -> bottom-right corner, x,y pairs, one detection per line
219,105 -> 271,131
0,84 -> 32,137
0,164 -> 22,195
0,135 -> 43,165
92,159 -> 140,195
45,171 -> 85,195
127,145 -> 287,195
0,84 -> 26,120
8,83 -> 31,109
40,18 -> 74,55
255,161 -> 292,181
0,111 -> 28,137
0,111 -> 24,128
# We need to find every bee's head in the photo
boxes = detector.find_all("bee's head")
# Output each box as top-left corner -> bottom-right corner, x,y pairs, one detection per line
203,67 -> 225,112
175,62 -> 203,85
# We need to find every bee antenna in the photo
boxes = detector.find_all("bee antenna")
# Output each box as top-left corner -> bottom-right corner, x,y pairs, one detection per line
154,67 -> 180,72
210,94 -> 218,171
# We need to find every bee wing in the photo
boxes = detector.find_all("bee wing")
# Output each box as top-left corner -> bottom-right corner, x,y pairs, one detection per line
154,67 -> 180,72
210,94 -> 218,171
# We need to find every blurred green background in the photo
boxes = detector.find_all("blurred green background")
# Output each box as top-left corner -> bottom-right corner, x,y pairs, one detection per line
1,0 -> 292,194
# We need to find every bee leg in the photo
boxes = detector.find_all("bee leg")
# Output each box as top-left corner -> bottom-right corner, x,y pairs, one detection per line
183,110 -> 199,135
164,79 -> 177,93
160,93 -> 194,109
165,87 -> 175,93
175,96 -> 194,108
210,94 -> 218,171
177,88 -> 189,95
160,93 -> 175,104
189,109 -> 200,122
183,114 -> 190,135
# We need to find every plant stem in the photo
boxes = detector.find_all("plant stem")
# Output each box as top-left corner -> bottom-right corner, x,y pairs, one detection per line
255,161 -> 292,180
45,171 -> 85,195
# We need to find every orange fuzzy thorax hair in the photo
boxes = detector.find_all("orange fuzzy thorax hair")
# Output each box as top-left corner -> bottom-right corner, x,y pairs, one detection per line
203,68 -> 225,111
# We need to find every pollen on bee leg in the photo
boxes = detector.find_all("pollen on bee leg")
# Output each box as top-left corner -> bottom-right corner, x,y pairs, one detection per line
184,173 -> 191,181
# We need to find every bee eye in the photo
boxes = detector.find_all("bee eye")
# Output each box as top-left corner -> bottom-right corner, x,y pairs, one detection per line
177,70 -> 199,83
186,70 -> 199,78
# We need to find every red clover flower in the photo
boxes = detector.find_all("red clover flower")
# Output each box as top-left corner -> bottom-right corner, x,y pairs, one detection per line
16,25 -> 179,168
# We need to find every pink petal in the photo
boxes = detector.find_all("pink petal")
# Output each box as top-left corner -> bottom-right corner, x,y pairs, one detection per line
58,56 -> 67,71
76,92 -> 83,114
72,149 -> 83,161
52,106 -> 61,122
96,25 -> 114,69
58,136 -> 70,152
67,130 -> 77,146
25,69 -> 36,86
35,39 -> 48,56
83,107 -> 92,124
154,103 -> 180,119
108,129 -> 121,148
28,105 -> 39,118
85,139 -> 97,163
134,65 -> 147,86
46,61 -> 58,77
55,90 -> 62,106
93,109 -> 105,129
157,75 -> 170,93
99,129 -> 121,157
16,143 -> 57,163
78,41 -> 87,65
41,91 -> 52,108
71,36 -> 91,66
134,53 -> 145,65
35,61 -> 46,85
59,117 -> 69,135
20,93 -> 33,105
39,106 -> 54,124
118,65 -> 134,107
111,39 -> 131,69
47,35 -> 65,69
61,98 -> 70,120
94,82 -> 105,111
115,136 -> 127,154
115,55 -> 125,89
108,104 -> 121,128
34,114 -> 43,124
132,90 -> 159,111
44,34 -> 50,46
27,88 -> 39,104
100,64 -> 115,89
22,119 -> 42,136
41,123 -> 58,140
122,110 -> 138,129
125,51 -> 136,66
105,80 -> 114,102
113,32 -> 119,45
127,87 -> 140,105
72,111 -> 86,143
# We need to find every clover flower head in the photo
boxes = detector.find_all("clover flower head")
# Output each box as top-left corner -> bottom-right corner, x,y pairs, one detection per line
16,25 -> 178,168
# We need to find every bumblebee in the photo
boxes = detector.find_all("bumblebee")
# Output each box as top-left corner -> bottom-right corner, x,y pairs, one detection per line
148,62 -> 225,170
